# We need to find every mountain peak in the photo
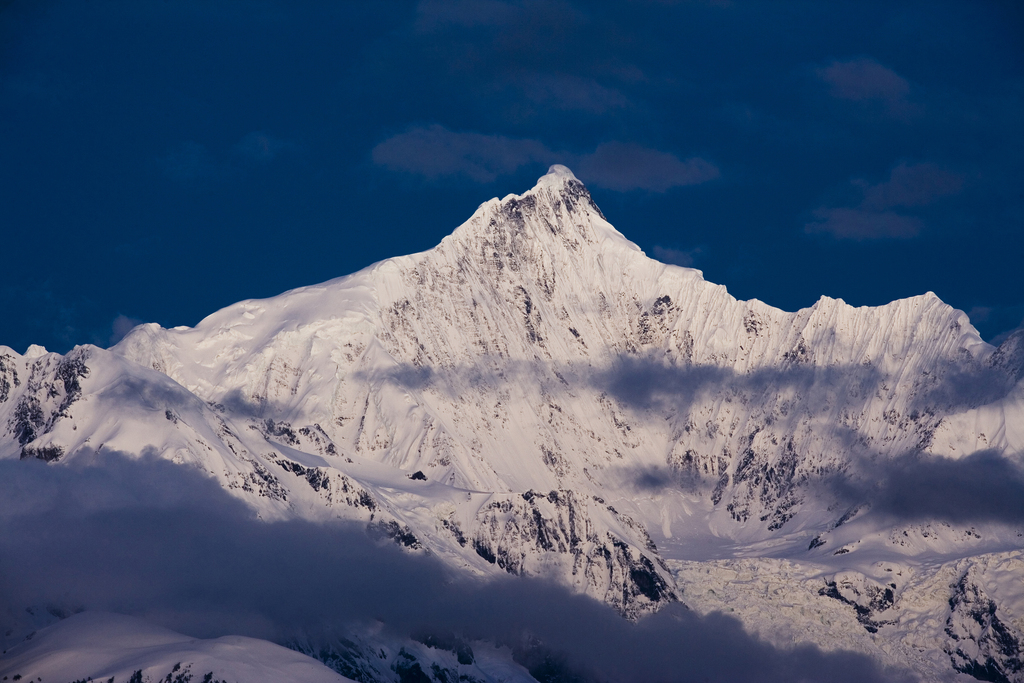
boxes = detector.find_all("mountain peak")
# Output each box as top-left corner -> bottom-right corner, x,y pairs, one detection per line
540,163 -> 578,182
530,164 -> 586,199
445,163 -> 640,260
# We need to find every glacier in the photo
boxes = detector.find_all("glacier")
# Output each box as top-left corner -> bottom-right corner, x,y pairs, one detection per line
1,165 -> 1022,682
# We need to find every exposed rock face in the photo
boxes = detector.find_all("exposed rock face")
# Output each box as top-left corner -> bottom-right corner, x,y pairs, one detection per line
945,565 -> 1024,682
8,347 -> 89,461
2,166 -> 1022,677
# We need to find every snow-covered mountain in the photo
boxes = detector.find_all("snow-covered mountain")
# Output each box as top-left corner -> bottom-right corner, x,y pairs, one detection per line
2,165 -> 1022,681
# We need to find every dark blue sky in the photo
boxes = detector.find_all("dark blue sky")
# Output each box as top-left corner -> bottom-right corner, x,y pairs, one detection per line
2,0 -> 1022,354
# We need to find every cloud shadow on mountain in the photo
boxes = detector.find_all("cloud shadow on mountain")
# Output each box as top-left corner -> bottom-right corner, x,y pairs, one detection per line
355,350 -> 1024,527
591,352 -> 1020,417
351,344 -> 1020,424
361,354 -> 887,417
587,354 -> 1024,527
0,450 -> 912,683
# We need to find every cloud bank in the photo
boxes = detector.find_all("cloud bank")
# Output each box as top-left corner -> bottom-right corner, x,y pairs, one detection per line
0,451 -> 907,683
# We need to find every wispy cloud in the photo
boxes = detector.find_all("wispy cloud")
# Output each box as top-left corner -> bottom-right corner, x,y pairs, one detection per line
805,208 -> 923,240
817,58 -> 916,117
590,353 -> 1024,525
577,142 -> 719,192
109,314 -> 143,347
819,58 -> 908,103
806,162 -> 964,240
372,126 -> 719,192
967,306 -> 993,324
371,125 -> 553,183
859,162 -> 964,210
652,245 -> 703,267
973,305 -> 1024,346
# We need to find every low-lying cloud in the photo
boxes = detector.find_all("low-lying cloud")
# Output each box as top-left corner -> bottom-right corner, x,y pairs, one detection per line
592,353 -> 1024,525
371,125 -> 719,192
0,451 -> 907,682
837,449 -> 1024,525
366,348 -> 1023,528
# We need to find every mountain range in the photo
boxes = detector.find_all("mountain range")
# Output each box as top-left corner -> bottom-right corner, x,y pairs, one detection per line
2,166 -> 1022,682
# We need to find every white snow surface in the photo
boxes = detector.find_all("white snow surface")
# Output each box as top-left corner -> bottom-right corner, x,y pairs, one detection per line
0,612 -> 353,682
1,165 -> 1023,679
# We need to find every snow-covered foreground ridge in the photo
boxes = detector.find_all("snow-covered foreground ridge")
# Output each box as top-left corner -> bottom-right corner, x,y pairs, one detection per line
2,165 -> 1023,680
0,612 -> 353,683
